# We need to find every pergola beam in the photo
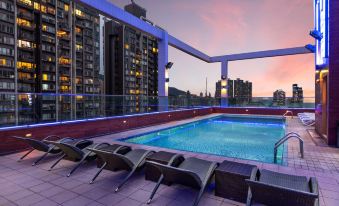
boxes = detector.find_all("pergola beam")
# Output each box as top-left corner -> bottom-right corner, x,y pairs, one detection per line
210,46 -> 312,62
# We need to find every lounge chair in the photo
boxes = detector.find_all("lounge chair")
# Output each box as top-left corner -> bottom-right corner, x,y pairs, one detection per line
147,157 -> 218,206
12,135 -> 68,166
246,169 -> 319,206
87,146 -> 154,192
46,139 -> 110,177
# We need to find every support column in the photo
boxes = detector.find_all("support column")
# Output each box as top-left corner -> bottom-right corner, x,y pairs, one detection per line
158,31 -> 169,111
220,61 -> 228,107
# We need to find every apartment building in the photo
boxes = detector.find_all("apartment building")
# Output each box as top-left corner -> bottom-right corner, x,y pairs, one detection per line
105,1 -> 158,115
0,0 -> 103,126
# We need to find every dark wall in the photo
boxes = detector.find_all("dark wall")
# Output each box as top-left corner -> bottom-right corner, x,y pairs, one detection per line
328,0 -> 339,146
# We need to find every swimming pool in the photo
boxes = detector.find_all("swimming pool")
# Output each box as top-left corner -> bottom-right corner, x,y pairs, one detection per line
119,115 -> 286,164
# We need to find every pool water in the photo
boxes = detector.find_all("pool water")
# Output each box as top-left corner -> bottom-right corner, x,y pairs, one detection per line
120,115 -> 286,164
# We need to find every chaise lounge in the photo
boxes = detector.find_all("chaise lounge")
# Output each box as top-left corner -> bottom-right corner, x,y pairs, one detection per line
46,139 -> 110,177
12,135 -> 67,166
246,169 -> 319,206
146,157 -> 218,206
87,145 -> 155,192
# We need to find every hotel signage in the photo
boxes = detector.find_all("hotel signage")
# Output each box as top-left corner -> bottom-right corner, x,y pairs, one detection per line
314,0 -> 329,67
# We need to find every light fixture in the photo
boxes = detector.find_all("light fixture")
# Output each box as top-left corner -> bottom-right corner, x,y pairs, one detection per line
221,75 -> 226,80
165,62 -> 173,69
305,44 -> 316,53
309,29 -> 323,40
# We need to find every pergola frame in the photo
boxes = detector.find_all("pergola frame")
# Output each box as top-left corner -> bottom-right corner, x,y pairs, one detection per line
77,0 -> 313,108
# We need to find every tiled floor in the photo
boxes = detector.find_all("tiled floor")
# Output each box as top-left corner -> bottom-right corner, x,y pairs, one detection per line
1,114 -> 339,206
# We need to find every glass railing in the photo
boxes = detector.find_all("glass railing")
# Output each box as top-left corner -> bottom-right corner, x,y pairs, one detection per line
0,93 -> 315,128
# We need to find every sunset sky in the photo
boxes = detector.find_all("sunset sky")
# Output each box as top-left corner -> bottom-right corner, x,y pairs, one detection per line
109,0 -> 315,97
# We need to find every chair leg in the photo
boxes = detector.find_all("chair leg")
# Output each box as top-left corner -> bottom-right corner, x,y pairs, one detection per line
192,187 -> 205,206
90,162 -> 107,184
115,167 -> 137,192
18,149 -> 34,162
32,152 -> 49,166
67,157 -> 86,177
49,154 -> 65,171
147,175 -> 164,204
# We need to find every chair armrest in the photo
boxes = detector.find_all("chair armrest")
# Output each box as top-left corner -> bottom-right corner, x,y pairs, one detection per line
43,135 -> 61,141
309,177 -> 319,195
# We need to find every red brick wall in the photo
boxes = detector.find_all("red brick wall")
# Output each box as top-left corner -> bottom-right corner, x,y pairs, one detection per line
0,108 -> 212,155
0,107 -> 314,155
327,0 -> 339,146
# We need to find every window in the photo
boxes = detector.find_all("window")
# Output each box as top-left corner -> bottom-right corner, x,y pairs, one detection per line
0,58 -> 14,67
0,47 -> 14,56
0,1 -> 14,12
60,76 -> 69,82
40,5 -> 46,13
33,2 -> 40,10
17,18 -> 32,28
0,35 -> 14,45
75,9 -> 84,17
59,57 -> 71,65
64,4 -> 69,11
18,40 -> 35,49
18,0 -> 32,7
17,61 -> 36,70
0,23 -> 14,34
42,24 -> 55,34
0,82 -> 14,90
0,13 -> 14,23
0,69 -> 14,79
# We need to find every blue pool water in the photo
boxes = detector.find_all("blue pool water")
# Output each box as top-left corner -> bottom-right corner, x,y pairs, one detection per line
120,115 -> 286,164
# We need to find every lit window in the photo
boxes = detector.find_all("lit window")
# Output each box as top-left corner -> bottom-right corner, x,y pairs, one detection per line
42,25 -> 47,31
64,4 -> 69,11
125,44 -> 129,49
17,61 -> 36,70
76,44 -> 82,51
0,58 -> 6,66
75,27 -> 81,33
18,0 -> 32,7
33,2 -> 40,10
40,5 -> 46,13
42,74 -> 48,81
152,48 -> 157,53
75,9 -> 84,17
17,18 -> 32,27
42,84 -> 48,90
59,57 -> 71,65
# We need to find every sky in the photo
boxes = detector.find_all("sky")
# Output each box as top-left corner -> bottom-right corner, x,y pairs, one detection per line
109,0 -> 315,97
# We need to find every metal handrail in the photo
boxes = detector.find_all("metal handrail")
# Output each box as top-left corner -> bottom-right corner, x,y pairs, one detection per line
274,132 -> 304,163
283,110 -> 294,118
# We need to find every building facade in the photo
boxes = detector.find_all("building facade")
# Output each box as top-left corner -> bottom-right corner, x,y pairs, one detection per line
104,2 -> 158,115
291,84 -> 303,103
273,89 -> 286,106
215,78 -> 252,105
0,0 -> 103,126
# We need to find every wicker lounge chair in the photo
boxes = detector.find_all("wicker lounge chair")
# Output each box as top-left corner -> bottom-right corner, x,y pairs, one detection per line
246,169 -> 319,206
46,139 -> 110,177
87,146 -> 155,192
12,135 -> 67,166
147,157 -> 218,206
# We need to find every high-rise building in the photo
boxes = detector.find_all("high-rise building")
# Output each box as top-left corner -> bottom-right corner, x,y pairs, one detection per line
104,1 -> 158,115
291,84 -> 303,103
0,0 -> 104,126
273,89 -> 286,106
215,78 -> 252,104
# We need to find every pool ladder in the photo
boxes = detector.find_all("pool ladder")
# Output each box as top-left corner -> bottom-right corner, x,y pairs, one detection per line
283,110 -> 294,119
274,132 -> 304,163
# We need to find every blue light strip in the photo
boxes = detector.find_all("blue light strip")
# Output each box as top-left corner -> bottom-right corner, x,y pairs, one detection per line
0,107 -> 212,132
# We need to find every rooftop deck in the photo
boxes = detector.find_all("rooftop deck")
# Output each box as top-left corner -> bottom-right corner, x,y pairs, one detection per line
0,116 -> 339,206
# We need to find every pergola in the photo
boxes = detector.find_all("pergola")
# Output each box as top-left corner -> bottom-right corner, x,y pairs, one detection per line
77,0 -> 313,108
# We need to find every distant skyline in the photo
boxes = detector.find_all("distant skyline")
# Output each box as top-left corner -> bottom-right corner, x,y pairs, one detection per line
109,0 -> 314,97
